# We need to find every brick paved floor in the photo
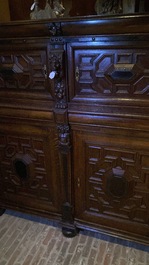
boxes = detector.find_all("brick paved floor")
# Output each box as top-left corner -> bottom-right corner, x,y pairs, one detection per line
0,211 -> 148,265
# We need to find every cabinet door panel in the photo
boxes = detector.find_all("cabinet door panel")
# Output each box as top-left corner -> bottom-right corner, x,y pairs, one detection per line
0,122 -> 61,215
68,43 -> 149,104
73,129 -> 149,240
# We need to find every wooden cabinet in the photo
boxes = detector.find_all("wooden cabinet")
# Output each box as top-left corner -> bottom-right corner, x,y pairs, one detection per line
0,15 -> 149,244
67,39 -> 149,243
0,37 -> 63,218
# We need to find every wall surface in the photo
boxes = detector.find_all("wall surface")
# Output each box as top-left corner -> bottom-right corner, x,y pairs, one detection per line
0,0 -> 10,22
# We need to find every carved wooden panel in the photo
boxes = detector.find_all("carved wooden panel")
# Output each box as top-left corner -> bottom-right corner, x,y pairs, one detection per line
68,44 -> 149,102
49,49 -> 67,109
0,51 -> 49,91
73,129 -> 149,238
0,124 -> 61,213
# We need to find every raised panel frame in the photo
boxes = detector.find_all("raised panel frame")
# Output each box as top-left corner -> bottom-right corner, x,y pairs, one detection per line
72,127 -> 149,241
67,41 -> 149,115
0,120 -> 62,217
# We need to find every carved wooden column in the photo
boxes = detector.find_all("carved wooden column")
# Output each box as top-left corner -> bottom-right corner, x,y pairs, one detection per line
57,124 -> 77,237
48,28 -> 77,237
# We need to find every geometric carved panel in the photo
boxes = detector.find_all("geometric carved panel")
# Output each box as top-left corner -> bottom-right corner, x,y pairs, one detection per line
0,133 -> 57,204
85,143 -> 149,224
73,48 -> 149,98
0,52 -> 48,91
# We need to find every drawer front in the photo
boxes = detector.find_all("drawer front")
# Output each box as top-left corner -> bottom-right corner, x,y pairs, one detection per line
0,121 -> 61,215
0,47 -> 48,92
0,40 -> 54,106
73,127 -> 149,240
68,43 -> 149,110
0,50 -> 47,91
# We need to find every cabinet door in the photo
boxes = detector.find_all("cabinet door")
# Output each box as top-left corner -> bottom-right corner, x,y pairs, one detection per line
73,128 -> 149,242
0,121 -> 61,216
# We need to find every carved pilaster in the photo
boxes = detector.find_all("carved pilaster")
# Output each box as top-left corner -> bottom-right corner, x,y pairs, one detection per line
49,38 -> 76,236
57,124 -> 77,237
57,124 -> 71,200
49,51 -> 67,109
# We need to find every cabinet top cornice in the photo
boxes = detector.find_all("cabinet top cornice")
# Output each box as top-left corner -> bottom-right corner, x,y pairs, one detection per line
0,13 -> 149,38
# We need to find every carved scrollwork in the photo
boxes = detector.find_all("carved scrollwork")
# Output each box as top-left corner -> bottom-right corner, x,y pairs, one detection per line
48,22 -> 62,36
49,52 -> 67,109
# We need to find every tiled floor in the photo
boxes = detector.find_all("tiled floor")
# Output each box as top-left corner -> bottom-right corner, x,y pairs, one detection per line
0,211 -> 148,265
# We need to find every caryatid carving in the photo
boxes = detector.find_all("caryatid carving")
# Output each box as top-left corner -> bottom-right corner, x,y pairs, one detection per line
57,124 -> 70,147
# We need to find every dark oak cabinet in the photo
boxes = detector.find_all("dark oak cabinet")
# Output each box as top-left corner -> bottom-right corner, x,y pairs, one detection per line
0,14 -> 149,244
0,39 -> 63,218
